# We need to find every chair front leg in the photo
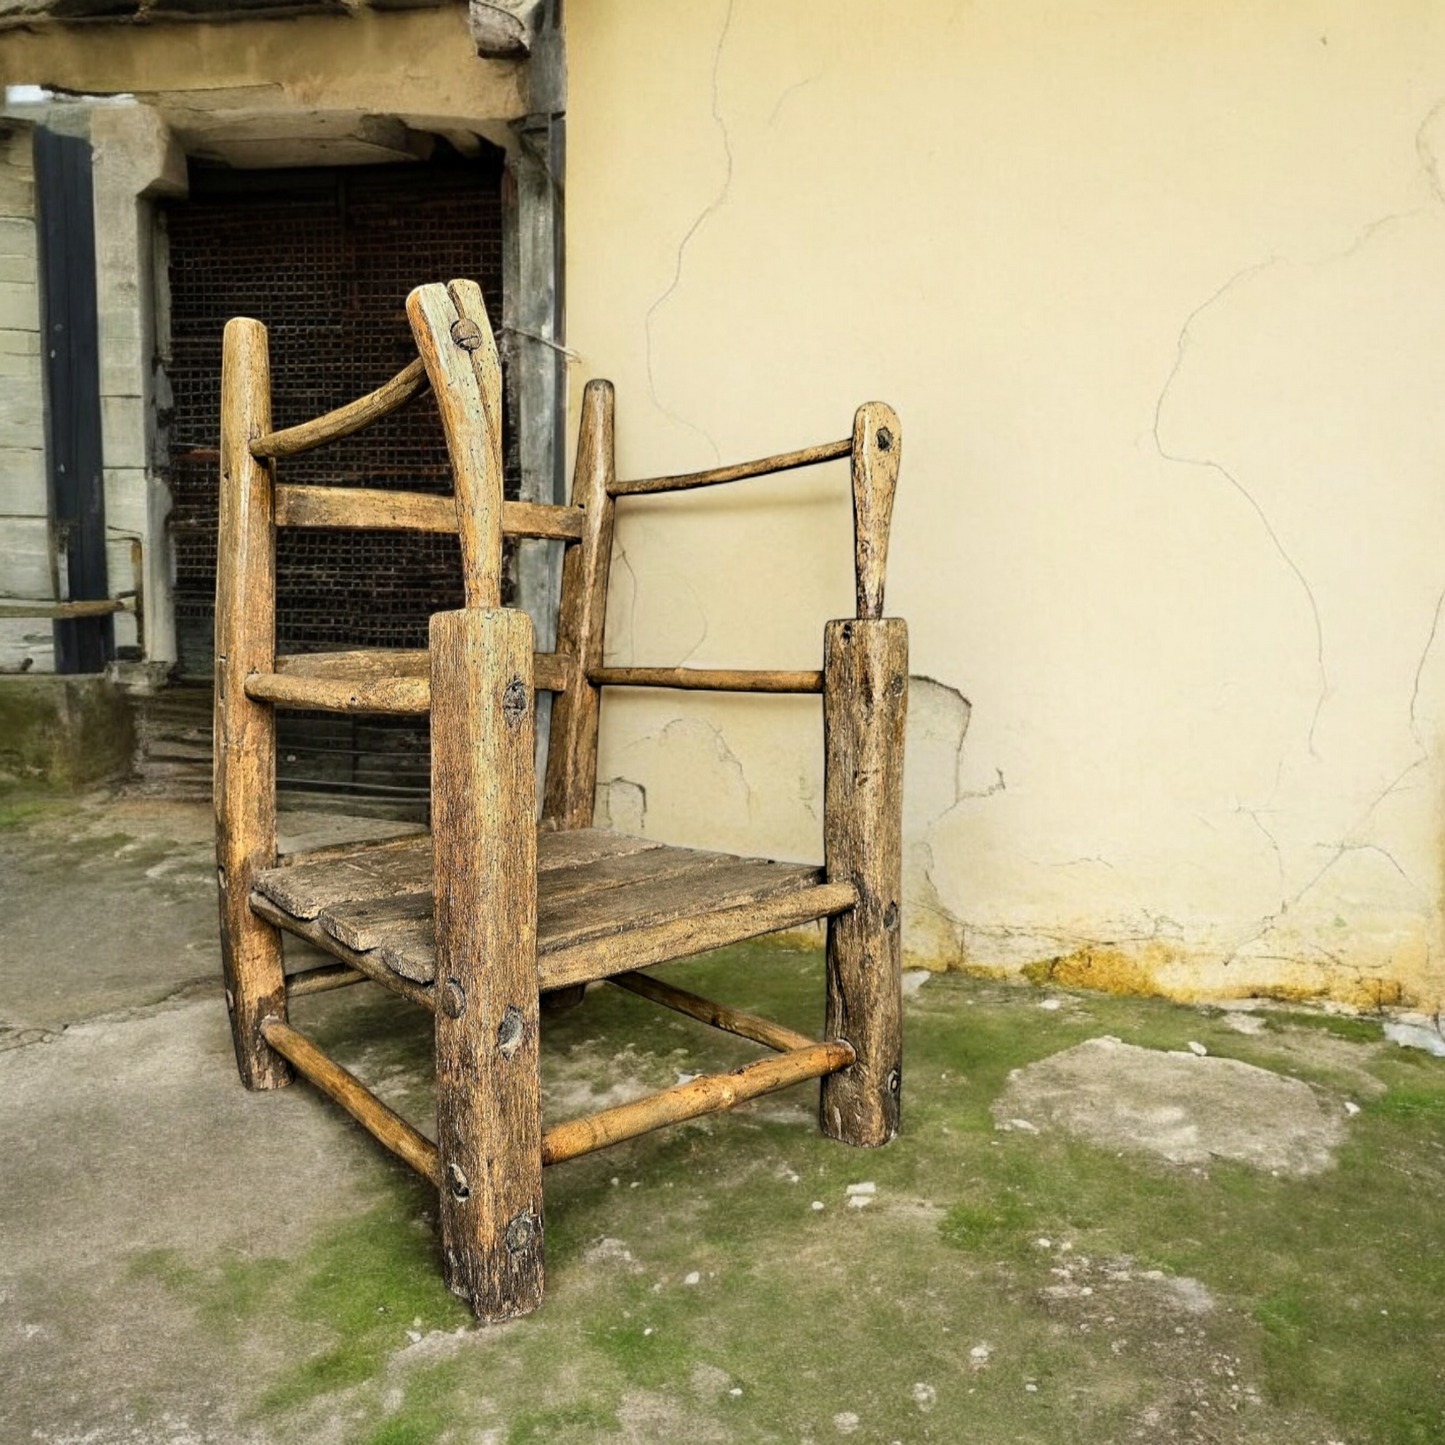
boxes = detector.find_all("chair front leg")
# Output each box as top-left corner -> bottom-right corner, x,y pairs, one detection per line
820,616 -> 908,1147
430,606 -> 544,1320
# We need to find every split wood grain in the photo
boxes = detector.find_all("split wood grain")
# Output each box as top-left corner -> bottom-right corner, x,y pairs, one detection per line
272,648 -> 570,691
275,649 -> 433,681
820,617 -> 908,1147
850,403 -> 901,621
540,1041 -> 854,1165
214,316 -> 289,1091
406,283 -> 504,609
250,357 -> 429,459
261,1018 -> 441,1186
245,671 -> 431,715
542,379 -> 616,828
609,971 -> 815,1054
430,607 -> 544,1321
610,437 -> 852,496
589,666 -> 823,694
277,830 -> 427,870
447,279 -> 510,598
274,486 -> 585,542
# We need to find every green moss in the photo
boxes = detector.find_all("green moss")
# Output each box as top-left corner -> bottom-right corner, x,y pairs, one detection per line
508,1403 -> 619,1443
258,1184 -> 472,1413
0,797 -> 61,829
118,951 -> 1445,1445
1262,1009 -> 1384,1043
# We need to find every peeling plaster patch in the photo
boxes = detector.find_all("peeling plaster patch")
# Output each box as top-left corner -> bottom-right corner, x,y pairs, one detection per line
903,676 -> 972,835
606,716 -> 756,852
902,677 -> 974,966
595,777 -> 647,836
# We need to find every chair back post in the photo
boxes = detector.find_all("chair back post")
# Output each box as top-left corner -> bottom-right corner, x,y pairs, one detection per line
543,378 -> 617,828
820,402 -> 908,1146
849,401 -> 901,622
406,280 -> 507,608
215,315 -> 291,1090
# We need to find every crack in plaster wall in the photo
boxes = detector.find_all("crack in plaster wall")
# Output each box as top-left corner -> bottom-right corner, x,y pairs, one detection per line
1153,256 -> 1330,757
642,0 -> 736,459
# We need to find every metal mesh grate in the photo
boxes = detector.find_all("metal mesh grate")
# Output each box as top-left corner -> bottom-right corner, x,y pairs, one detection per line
161,153 -> 507,799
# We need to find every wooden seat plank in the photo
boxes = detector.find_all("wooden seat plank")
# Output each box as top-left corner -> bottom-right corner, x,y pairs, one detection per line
324,840 -> 728,952
258,835 -> 433,919
379,855 -> 825,983
255,827 -> 665,923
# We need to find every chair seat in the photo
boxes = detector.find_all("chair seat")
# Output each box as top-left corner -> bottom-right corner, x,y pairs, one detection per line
252,829 -> 834,992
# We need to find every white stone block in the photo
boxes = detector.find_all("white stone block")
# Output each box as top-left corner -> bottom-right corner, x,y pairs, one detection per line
0,516 -> 55,598
104,470 -> 149,538
0,386 -> 44,452
0,618 -> 55,675
0,280 -> 39,332
101,394 -> 148,471
0,217 -> 36,259
106,532 -> 144,599
0,447 -> 46,515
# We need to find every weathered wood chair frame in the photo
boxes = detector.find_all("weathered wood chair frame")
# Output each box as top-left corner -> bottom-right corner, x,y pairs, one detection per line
215,279 -> 907,1321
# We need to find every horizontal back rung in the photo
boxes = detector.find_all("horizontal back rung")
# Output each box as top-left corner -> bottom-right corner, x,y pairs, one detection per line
250,357 -> 430,460
273,485 -> 585,542
246,648 -> 572,713
610,437 -> 851,497
589,666 -> 823,694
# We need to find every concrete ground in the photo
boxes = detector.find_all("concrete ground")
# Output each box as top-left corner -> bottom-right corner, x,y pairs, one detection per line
1,792 -> 1443,1445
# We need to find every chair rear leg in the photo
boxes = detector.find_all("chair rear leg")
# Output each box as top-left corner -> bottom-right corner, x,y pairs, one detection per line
820,616 -> 908,1146
430,607 -> 545,1320
216,316 -> 290,1091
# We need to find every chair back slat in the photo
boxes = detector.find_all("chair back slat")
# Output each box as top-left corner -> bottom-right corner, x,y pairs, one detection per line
406,281 -> 506,609
542,379 -> 616,828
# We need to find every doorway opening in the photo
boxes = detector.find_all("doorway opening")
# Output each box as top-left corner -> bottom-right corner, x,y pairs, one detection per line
158,145 -> 510,804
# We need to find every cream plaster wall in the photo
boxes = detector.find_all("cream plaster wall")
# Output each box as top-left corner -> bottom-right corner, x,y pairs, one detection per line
566,0 -> 1445,1009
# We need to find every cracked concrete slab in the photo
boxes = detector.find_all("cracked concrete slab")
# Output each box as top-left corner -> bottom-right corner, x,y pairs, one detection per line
0,798 -> 422,1037
2,794 -> 1440,1444
994,1036 -> 1348,1175
0,994 -> 385,1445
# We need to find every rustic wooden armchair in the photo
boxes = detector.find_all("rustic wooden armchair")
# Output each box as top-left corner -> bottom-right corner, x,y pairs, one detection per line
214,279 -> 907,1321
